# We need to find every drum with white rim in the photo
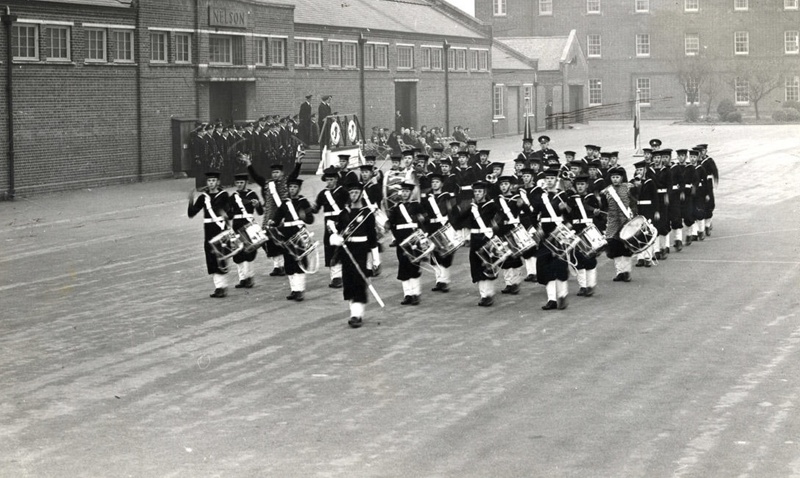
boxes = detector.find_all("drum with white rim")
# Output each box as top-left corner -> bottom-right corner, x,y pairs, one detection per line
619,215 -> 657,254
504,224 -> 537,256
429,223 -> 463,257
209,230 -> 243,261
576,223 -> 608,258
237,221 -> 268,252
476,236 -> 514,270
399,229 -> 435,263
543,222 -> 581,260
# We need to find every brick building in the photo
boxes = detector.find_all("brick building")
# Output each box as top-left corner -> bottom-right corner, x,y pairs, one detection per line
0,0 -> 492,198
475,0 -> 800,121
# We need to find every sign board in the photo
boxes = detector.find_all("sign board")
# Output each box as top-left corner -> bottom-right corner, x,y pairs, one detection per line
209,5 -> 249,28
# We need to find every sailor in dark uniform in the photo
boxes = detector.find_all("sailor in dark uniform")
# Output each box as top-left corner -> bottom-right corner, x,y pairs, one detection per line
388,182 -> 425,305
533,168 -> 571,310
422,173 -> 458,293
312,167 -> 348,288
455,181 -> 500,306
187,171 -> 231,298
229,172 -> 264,289
273,178 -> 315,301
631,160 -> 660,267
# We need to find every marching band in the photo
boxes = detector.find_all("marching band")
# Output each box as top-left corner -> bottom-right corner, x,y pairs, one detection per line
189,135 -> 720,328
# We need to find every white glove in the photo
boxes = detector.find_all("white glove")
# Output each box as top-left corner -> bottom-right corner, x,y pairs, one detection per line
330,234 -> 344,246
485,230 -> 494,240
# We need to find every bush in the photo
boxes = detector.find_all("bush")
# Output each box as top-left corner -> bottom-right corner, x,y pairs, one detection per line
685,105 -> 700,122
783,101 -> 800,113
773,109 -> 788,122
774,108 -> 800,122
725,111 -> 743,123
717,99 -> 736,118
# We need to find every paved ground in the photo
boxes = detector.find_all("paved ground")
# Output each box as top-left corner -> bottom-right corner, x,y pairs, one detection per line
2,121 -> 800,477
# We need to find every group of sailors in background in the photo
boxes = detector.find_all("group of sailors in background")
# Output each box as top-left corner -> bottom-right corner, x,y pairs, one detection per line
188,135 -> 718,329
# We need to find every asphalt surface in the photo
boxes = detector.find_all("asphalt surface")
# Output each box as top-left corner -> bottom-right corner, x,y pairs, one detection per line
2,121 -> 800,477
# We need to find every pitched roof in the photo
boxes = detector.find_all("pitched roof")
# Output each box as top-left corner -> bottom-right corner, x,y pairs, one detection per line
495,36 -> 572,71
491,43 -> 536,70
33,0 -> 133,8
266,0 -> 487,39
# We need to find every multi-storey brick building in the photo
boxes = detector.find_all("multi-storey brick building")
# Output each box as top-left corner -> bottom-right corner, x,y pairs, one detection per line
0,0 -> 492,198
475,0 -> 800,121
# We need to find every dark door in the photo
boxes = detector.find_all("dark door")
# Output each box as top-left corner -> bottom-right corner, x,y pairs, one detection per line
394,82 -> 417,133
569,85 -> 585,124
507,86 -> 519,135
209,82 -> 247,124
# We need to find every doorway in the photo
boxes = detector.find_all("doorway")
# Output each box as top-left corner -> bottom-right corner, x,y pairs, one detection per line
394,81 -> 417,133
569,85 -> 585,124
209,82 -> 247,124
506,86 -> 519,135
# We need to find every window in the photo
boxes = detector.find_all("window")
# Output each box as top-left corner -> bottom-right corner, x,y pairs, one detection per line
269,38 -> 285,66
734,0 -> 748,11
364,43 -> 374,68
476,50 -> 488,71
636,34 -> 650,57
587,34 -> 601,57
112,30 -> 134,62
176,33 -> 192,63
637,78 -> 651,105
329,42 -> 341,67
12,24 -> 38,60
539,0 -> 553,15
448,48 -> 466,71
294,40 -> 305,66
150,32 -> 167,63
493,0 -> 507,16
253,38 -> 266,65
785,32 -> 799,55
397,45 -> 413,69
787,0 -> 799,10
685,0 -> 699,11
587,0 -> 601,14
734,77 -> 749,104
375,44 -> 388,68
85,29 -> 107,62
210,35 -> 232,64
430,48 -> 443,70
493,84 -> 504,117
44,26 -> 70,61
686,77 -> 699,104
343,43 -> 356,68
421,47 -> 432,69
734,31 -> 749,55
635,0 -> 649,13
306,40 -> 322,67
685,33 -> 700,56
523,85 -> 534,114
589,79 -> 602,105
786,76 -> 800,102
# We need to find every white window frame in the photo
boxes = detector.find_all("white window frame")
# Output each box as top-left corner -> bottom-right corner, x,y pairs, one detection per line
294,40 -> 305,67
685,33 -> 700,56
523,84 -> 534,115
44,25 -> 71,62
342,42 -> 357,68
364,43 -> 374,69
636,34 -> 650,57
85,28 -> 107,63
150,31 -> 167,63
786,0 -> 799,10
12,24 -> 39,61
539,0 -> 553,16
112,29 -> 134,63
493,0 -> 507,16
269,38 -> 285,67
306,40 -> 322,67
253,37 -> 266,66
685,0 -> 699,11
685,77 -> 699,104
587,0 -> 601,14
589,79 -> 602,105
635,0 -> 650,13
397,44 -> 414,70
637,78 -> 651,106
375,44 -> 388,69
786,76 -> 800,102
493,84 -> 505,118
785,31 -> 799,55
477,49 -> 488,71
734,31 -> 749,55
587,34 -> 601,58
421,47 -> 432,69
329,41 -> 341,68
175,33 -> 192,64
734,0 -> 748,11
210,35 -> 233,65
734,77 -> 749,105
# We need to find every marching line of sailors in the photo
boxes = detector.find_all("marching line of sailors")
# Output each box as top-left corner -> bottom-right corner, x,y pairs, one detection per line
189,135 -> 718,329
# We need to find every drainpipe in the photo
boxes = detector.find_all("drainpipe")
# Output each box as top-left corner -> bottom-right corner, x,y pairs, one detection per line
135,0 -> 143,181
358,33 -> 366,135
2,7 -> 17,200
443,39 -> 450,138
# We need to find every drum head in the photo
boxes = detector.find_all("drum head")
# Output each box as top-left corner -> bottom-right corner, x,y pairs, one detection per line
619,216 -> 645,239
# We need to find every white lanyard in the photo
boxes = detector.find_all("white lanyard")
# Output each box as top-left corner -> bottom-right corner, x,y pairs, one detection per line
399,203 -> 414,223
428,195 -> 445,222
471,202 -> 489,231
286,198 -> 300,221
575,196 -> 588,220
541,192 -> 562,223
606,186 -> 632,219
202,192 -> 226,229
324,190 -> 341,214
267,181 -> 281,205
499,196 -> 518,224
234,192 -> 254,221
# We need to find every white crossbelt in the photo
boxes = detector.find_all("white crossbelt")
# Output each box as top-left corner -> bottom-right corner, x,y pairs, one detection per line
575,196 -> 589,222
234,193 -> 254,221
541,192 -> 562,224
427,195 -> 447,225
470,202 -> 491,235
202,193 -> 226,229
499,196 -> 519,225
324,190 -> 342,215
605,186 -> 633,219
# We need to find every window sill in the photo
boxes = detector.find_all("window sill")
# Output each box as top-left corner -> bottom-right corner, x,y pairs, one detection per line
13,60 -> 77,66
493,116 -> 506,120
84,61 -> 138,66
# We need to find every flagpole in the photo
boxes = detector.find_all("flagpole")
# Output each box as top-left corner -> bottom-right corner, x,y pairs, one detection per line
633,88 -> 643,157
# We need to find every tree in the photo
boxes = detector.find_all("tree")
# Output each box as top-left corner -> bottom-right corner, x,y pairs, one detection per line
727,59 -> 789,120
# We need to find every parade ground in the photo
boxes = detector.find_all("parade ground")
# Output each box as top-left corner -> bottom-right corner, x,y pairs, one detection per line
2,120 -> 800,477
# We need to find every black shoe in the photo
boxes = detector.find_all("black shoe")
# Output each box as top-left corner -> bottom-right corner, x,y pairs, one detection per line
654,251 -> 662,261
665,246 -> 670,254
644,260 -> 653,268
210,288 -> 227,298
478,296 -> 494,307
348,316 -> 363,328
244,278 -> 254,288
235,281 -> 248,289
698,231 -> 705,241
328,277 -> 343,288
431,282 -> 450,292
685,235 -> 693,245
366,269 -> 373,278
576,287 -> 587,296
705,226 -> 711,236
286,291 -> 296,300
401,295 -> 414,305
613,273 -> 628,282
635,259 -> 645,267
294,291 -> 305,302
541,300 -> 558,310
557,296 -> 568,310
372,264 -> 381,277
500,284 -> 520,295
524,274 -> 537,283
623,272 -> 631,282
674,240 -> 683,252
584,287 -> 594,297
269,267 -> 286,277
410,295 -> 420,305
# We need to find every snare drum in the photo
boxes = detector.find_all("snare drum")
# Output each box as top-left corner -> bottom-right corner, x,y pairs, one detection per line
237,222 -> 268,252
399,229 -> 435,263
543,223 -> 581,260
429,223 -> 463,257
504,224 -> 537,256
619,215 -> 657,254
576,223 -> 608,258
476,236 -> 514,269
283,227 -> 318,260
209,230 -> 244,260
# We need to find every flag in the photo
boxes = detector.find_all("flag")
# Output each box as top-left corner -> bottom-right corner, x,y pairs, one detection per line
633,89 -> 641,150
